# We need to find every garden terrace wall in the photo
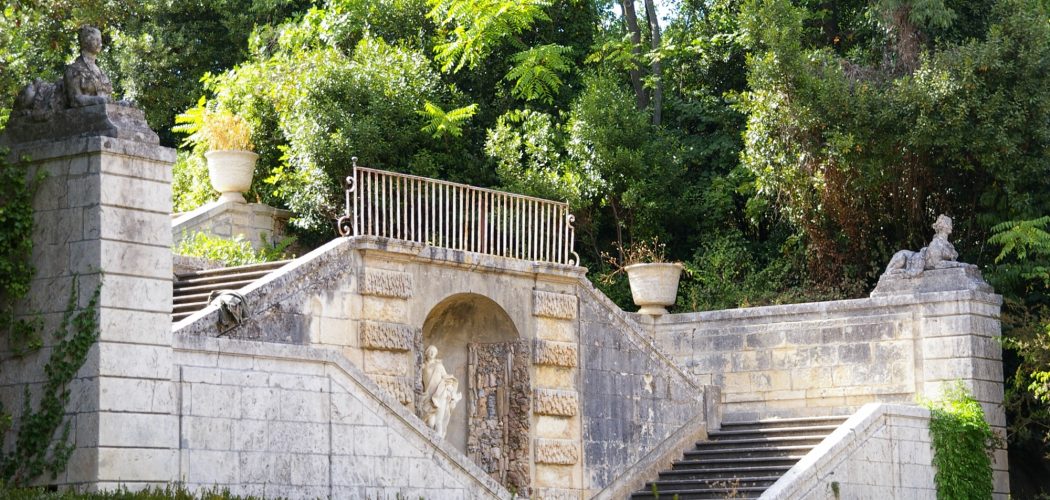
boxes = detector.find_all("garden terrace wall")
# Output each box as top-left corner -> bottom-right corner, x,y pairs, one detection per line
642,285 -> 1008,496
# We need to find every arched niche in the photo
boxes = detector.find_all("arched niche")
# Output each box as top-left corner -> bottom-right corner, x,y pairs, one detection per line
422,293 -> 531,492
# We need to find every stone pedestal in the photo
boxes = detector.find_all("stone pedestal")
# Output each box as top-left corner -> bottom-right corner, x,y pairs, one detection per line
870,267 -> 1009,498
3,131 -> 177,490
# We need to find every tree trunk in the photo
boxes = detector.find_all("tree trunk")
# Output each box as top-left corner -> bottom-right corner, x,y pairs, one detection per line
644,0 -> 662,125
621,0 -> 648,109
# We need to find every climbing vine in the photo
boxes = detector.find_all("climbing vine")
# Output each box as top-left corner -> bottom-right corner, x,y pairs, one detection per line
0,149 -> 43,354
924,383 -> 998,500
0,149 -> 101,487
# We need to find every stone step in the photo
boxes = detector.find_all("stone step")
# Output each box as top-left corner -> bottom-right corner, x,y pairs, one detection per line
696,434 -> 827,448
631,485 -> 767,499
174,260 -> 291,280
718,416 -> 849,431
172,301 -> 211,314
171,260 -> 290,322
670,455 -> 808,471
173,268 -> 278,290
709,424 -> 842,439
683,444 -> 815,461
173,279 -> 259,296
642,476 -> 778,493
657,465 -> 792,481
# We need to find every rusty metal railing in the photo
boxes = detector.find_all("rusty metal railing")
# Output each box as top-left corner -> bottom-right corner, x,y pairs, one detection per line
338,161 -> 579,266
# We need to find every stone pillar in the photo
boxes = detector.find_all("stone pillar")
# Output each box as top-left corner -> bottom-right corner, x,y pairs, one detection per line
873,266 -> 1009,498
531,288 -> 583,499
4,130 -> 177,490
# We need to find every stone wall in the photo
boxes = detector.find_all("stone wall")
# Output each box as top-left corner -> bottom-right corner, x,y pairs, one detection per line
174,335 -> 509,499
172,199 -> 291,251
647,282 -> 1008,496
578,283 -> 710,496
762,404 -> 936,499
1,136 -> 177,489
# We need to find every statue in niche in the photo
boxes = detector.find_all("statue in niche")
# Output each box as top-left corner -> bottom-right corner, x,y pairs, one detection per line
421,345 -> 462,439
884,214 -> 972,278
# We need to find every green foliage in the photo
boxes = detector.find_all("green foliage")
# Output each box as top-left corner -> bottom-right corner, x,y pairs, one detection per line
1,484 -> 265,499
418,101 -> 478,138
427,0 -> 551,72
174,232 -> 295,267
2,278 -> 100,486
923,383 -> 997,500
504,43 -> 573,104
0,152 -> 45,354
737,0 -> 1050,288
486,109 -> 583,205
171,151 -> 217,213
987,217 -> 1050,455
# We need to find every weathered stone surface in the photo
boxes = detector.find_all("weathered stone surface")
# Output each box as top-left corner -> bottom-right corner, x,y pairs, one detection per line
534,340 -> 578,368
372,375 -> 414,406
359,320 -> 417,352
534,388 -> 579,417
467,341 -> 531,493
871,266 -> 993,296
2,103 -> 158,146
535,438 -> 580,465
533,290 -> 578,320
359,269 -> 413,298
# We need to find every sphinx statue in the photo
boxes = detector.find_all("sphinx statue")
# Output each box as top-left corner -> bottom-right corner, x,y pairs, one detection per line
420,346 -> 462,439
872,214 -> 992,296
2,25 -> 157,146
883,214 -> 971,278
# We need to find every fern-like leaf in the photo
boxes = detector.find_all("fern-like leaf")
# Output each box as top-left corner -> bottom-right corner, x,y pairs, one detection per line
418,101 -> 479,138
505,44 -> 573,104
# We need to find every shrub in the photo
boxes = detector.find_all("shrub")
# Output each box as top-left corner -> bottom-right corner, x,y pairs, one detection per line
174,232 -> 294,267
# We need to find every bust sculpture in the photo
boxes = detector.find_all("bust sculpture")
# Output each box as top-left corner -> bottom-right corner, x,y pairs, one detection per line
883,214 -> 970,278
2,25 -> 158,146
421,346 -> 462,439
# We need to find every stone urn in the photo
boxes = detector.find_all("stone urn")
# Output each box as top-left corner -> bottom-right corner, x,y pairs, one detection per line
625,262 -> 684,315
206,150 -> 258,203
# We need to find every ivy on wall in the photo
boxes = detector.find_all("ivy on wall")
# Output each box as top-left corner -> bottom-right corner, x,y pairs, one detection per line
0,150 -> 101,487
925,383 -> 998,500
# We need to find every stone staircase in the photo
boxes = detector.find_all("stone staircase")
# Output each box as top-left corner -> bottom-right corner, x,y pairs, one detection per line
632,415 -> 849,499
172,260 -> 292,322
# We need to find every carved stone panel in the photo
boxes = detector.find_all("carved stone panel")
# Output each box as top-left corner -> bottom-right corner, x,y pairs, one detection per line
359,320 -> 417,351
533,290 -> 578,320
467,341 -> 531,494
534,388 -> 579,417
535,438 -> 580,465
359,269 -> 413,298
534,340 -> 578,368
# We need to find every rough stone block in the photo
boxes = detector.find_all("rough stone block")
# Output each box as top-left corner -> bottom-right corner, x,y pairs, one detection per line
98,274 -> 172,314
534,340 -> 578,368
372,375 -> 414,405
536,317 -> 578,342
99,205 -> 171,246
361,296 -> 409,323
535,438 -> 580,465
360,320 -> 417,351
359,269 -> 413,298
97,342 -> 172,379
533,290 -> 578,320
189,450 -> 239,485
363,349 -> 410,376
97,447 -> 177,482
184,416 -> 233,450
534,388 -> 579,417
100,174 -> 171,214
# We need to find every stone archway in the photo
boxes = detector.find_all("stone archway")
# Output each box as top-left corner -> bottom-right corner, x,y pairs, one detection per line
422,293 -> 531,493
